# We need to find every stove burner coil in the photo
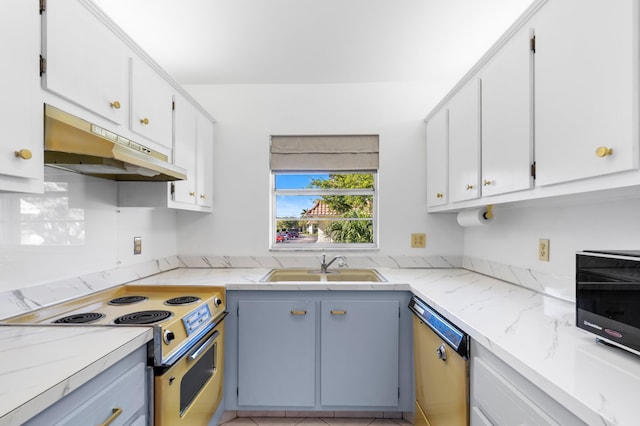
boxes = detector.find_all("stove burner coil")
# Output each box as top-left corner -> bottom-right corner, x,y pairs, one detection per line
53,312 -> 105,324
108,295 -> 148,305
114,310 -> 173,325
164,296 -> 201,306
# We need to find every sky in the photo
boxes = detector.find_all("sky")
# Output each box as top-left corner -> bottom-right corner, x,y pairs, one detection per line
275,174 -> 327,218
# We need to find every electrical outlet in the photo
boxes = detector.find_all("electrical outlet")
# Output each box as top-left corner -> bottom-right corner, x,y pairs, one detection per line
538,239 -> 549,262
411,233 -> 426,248
134,237 -> 142,255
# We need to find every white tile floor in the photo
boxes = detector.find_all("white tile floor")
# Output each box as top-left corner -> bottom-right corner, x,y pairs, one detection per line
221,418 -> 412,425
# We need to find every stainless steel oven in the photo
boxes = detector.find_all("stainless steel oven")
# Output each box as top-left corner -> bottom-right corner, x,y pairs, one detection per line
577,250 -> 640,356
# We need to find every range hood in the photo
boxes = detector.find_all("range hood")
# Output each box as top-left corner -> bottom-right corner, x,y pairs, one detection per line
44,104 -> 187,181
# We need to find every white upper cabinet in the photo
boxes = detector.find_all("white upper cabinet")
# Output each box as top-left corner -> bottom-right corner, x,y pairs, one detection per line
130,56 -> 174,149
170,96 -> 214,211
480,25 -> 533,196
196,113 -> 214,209
42,0 -> 128,125
0,0 -> 43,193
448,78 -> 481,203
533,0 -> 637,186
426,108 -> 449,207
172,95 -> 198,205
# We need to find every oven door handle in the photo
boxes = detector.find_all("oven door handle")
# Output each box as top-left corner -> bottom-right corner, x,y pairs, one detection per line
189,330 -> 220,361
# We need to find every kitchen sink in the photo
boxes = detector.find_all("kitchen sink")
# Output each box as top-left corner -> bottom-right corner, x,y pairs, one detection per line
260,268 -> 387,283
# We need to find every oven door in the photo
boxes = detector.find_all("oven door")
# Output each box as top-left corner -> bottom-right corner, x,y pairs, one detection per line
154,322 -> 224,426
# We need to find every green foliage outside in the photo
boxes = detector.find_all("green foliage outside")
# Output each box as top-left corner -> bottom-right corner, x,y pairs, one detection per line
308,173 -> 374,243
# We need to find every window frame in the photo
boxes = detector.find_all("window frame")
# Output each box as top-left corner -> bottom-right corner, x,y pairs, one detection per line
270,171 -> 379,251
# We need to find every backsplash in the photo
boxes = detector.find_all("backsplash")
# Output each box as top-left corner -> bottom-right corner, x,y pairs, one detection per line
0,252 -> 579,320
463,256 -> 574,302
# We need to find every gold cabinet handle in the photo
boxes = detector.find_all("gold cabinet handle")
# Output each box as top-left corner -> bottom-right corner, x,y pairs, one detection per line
200,194 -> 206,199
483,180 -> 492,186
465,184 -> 474,190
330,310 -> 347,315
99,408 -> 122,426
110,101 -> 121,109
436,193 -> 444,199
595,146 -> 613,157
291,310 -> 307,315
140,117 -> 150,125
14,149 -> 32,160
189,191 -> 196,197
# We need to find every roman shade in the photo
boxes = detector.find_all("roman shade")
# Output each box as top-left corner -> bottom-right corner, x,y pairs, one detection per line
270,135 -> 379,171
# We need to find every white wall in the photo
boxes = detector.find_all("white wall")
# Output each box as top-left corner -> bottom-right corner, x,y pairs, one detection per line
464,191 -> 640,281
0,168 -> 178,291
179,82 -> 464,257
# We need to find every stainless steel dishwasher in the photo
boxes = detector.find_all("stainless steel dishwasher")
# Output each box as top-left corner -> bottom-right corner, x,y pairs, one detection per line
409,296 -> 469,426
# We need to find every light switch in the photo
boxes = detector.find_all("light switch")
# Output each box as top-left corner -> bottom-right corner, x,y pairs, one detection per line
134,237 -> 142,255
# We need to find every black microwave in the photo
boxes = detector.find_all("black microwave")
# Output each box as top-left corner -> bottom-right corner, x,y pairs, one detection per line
576,250 -> 640,356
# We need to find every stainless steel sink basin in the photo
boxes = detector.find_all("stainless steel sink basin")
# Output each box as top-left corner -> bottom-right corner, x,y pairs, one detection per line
260,268 -> 387,283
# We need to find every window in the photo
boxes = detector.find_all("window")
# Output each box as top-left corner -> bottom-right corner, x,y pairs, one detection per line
270,135 -> 378,250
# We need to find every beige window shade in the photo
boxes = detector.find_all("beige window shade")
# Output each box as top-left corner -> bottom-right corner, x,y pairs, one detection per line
270,135 -> 379,171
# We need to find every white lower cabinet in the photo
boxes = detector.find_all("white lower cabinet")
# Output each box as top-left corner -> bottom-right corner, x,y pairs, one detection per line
227,291 -> 411,412
25,345 -> 150,426
470,340 -> 585,426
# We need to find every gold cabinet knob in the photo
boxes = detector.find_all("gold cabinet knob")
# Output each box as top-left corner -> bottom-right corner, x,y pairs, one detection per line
140,117 -> 150,125
199,194 -> 206,199
483,180 -> 492,186
436,193 -> 444,199
595,146 -> 613,157
189,191 -> 196,197
110,101 -> 121,109
466,184 -> 474,190
14,149 -> 32,160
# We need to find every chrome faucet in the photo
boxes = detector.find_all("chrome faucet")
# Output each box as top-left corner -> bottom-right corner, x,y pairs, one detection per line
320,253 -> 347,273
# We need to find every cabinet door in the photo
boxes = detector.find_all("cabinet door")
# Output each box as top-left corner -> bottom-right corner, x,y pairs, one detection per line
172,95 -> 198,205
320,300 -> 399,406
238,300 -> 316,407
130,56 -> 174,149
43,0 -> 128,124
196,114 -> 214,208
0,0 -> 43,192
480,25 -> 533,196
533,0 -> 636,186
448,78 -> 481,202
426,108 -> 449,207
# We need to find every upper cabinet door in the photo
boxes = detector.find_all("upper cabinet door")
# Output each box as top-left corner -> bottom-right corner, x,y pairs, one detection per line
533,0 -> 637,186
172,95 -> 198,205
480,25 -> 533,196
42,0 -> 128,124
0,0 -> 43,192
426,108 -> 449,207
448,78 -> 481,203
130,56 -> 174,149
196,114 -> 214,209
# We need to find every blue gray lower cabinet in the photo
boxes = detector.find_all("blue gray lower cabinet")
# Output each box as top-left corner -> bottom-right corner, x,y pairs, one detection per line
225,290 -> 413,412
238,299 -> 317,406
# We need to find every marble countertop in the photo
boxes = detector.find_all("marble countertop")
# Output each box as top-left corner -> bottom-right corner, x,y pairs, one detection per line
134,267 -> 640,425
3,266 -> 639,425
0,325 -> 153,426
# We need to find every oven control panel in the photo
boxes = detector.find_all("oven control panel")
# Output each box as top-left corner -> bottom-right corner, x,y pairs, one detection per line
182,304 -> 213,335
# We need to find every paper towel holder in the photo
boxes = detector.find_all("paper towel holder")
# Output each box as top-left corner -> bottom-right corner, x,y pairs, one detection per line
483,204 -> 494,220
